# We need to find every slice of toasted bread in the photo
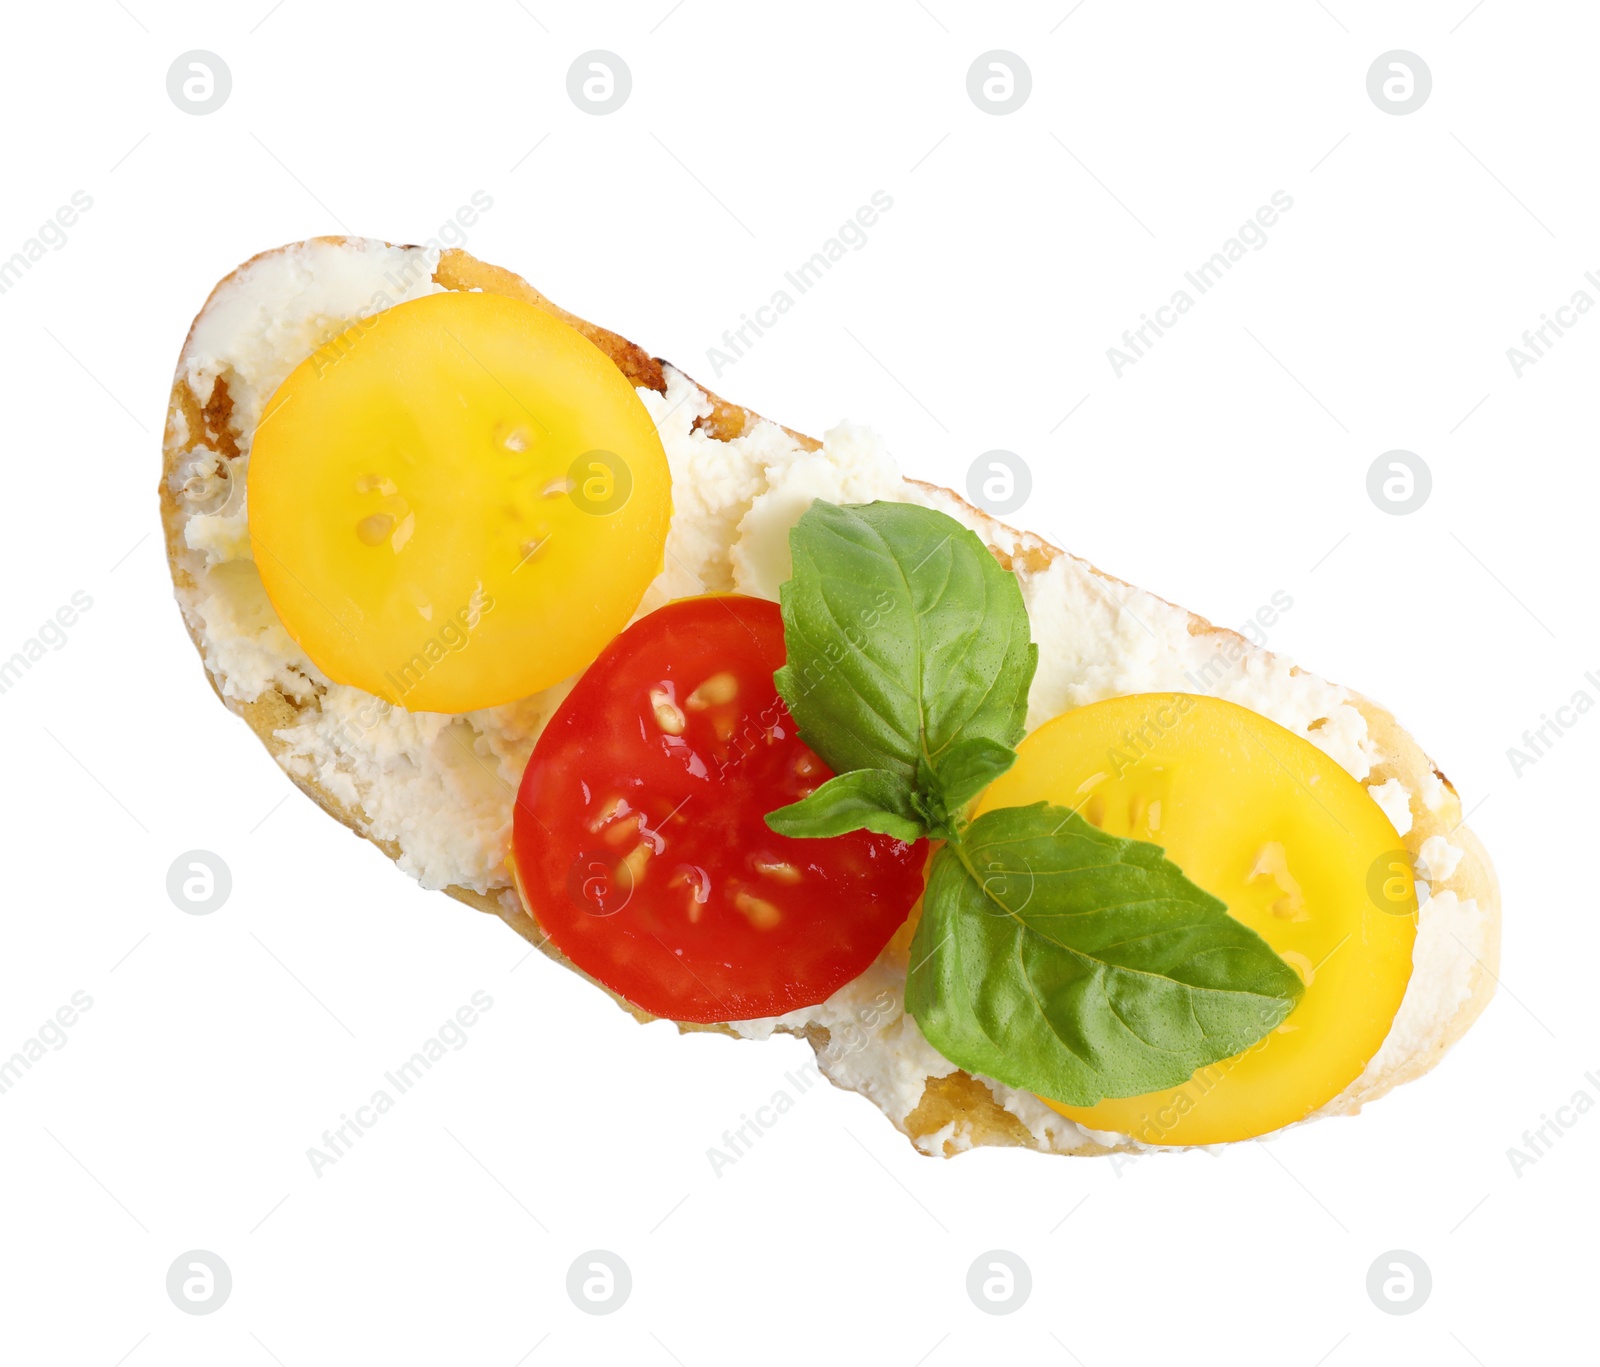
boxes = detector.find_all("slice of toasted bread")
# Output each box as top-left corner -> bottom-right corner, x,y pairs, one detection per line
162,240 -> 1499,1155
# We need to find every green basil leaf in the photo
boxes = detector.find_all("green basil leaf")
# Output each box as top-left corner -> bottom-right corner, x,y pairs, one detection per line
765,769 -> 925,842
906,803 -> 1305,1106
774,501 -> 1037,786
925,736 -> 1018,814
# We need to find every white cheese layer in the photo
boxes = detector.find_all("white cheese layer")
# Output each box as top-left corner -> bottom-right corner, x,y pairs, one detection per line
167,238 -> 1486,1156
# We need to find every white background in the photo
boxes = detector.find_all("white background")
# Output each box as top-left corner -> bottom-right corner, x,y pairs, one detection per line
0,1 -> 1592,1363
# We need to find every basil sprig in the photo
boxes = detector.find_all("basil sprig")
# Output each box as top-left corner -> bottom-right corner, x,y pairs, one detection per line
770,500 -> 1034,841
908,804 -> 1304,1105
768,500 -> 1304,1106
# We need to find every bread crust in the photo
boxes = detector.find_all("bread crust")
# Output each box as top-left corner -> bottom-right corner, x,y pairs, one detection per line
162,242 -> 1500,1154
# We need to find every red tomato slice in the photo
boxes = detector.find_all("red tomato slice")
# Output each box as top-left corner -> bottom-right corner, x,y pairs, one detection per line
512,594 -> 927,1022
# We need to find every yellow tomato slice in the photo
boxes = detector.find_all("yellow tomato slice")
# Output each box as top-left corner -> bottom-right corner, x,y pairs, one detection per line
247,289 -> 672,713
975,693 -> 1417,1145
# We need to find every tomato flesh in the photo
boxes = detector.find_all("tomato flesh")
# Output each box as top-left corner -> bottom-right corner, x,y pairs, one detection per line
977,693 -> 1417,1144
512,595 -> 927,1022
247,290 -> 672,714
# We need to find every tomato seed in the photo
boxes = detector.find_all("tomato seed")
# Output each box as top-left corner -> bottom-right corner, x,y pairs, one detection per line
588,795 -> 630,834
686,672 -> 739,710
649,686 -> 686,735
621,843 -> 652,888
668,864 -> 711,923
356,513 -> 395,546
753,857 -> 802,885
734,891 -> 782,930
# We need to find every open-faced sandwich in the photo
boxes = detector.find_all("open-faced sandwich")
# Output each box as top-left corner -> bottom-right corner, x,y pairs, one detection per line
161,238 -> 1499,1156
